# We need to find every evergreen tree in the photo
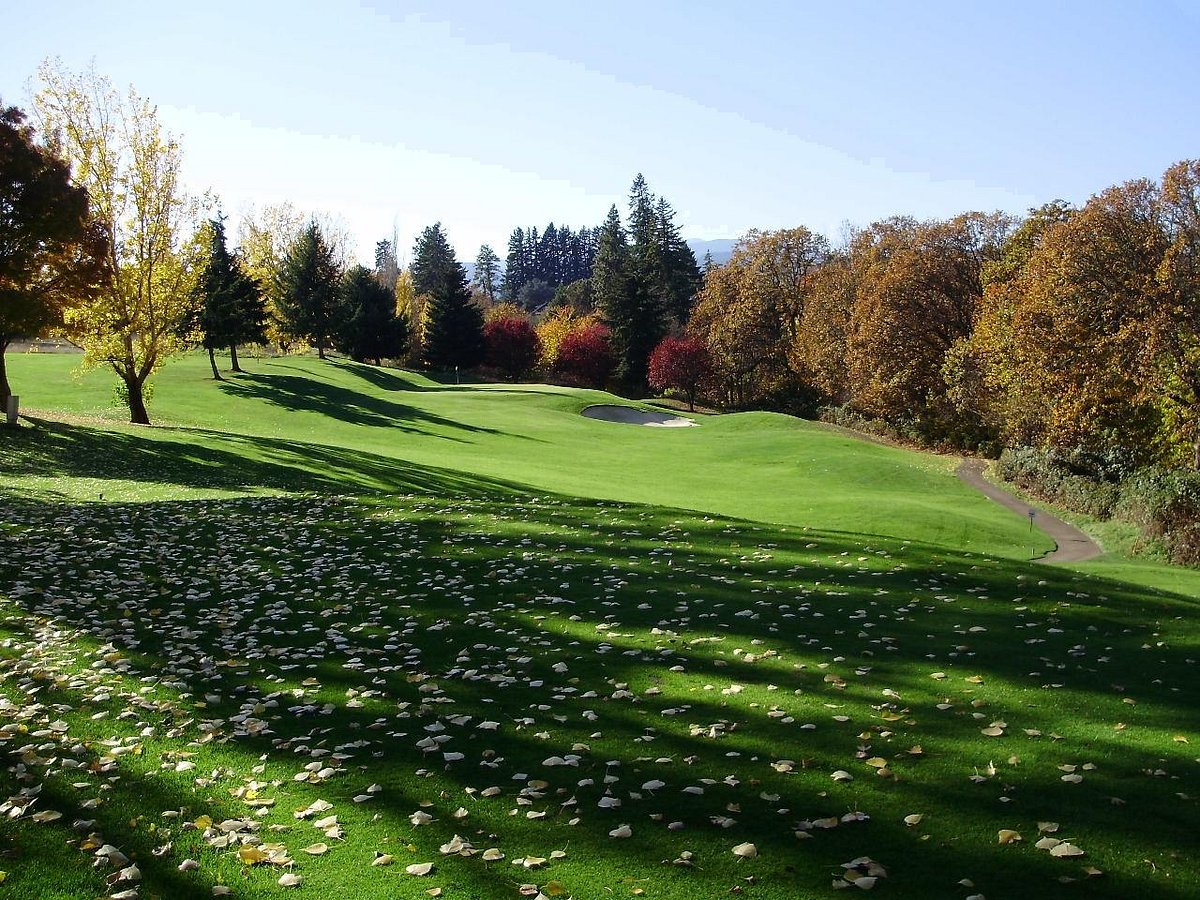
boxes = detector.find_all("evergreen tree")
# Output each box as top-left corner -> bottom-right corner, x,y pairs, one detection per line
412,223 -> 484,370
593,204 -> 660,385
335,265 -> 409,366
473,244 -> 502,303
227,250 -> 268,373
655,195 -> 702,325
187,216 -> 266,378
274,221 -> 341,359
503,227 -> 526,299
374,238 -> 399,292
540,223 -> 560,285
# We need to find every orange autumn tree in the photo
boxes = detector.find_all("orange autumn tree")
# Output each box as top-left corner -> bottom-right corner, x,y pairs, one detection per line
689,228 -> 828,408
946,201 -> 1076,446
845,213 -> 1012,438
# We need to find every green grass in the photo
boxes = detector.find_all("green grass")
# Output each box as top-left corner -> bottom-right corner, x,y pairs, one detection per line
0,351 -> 1196,900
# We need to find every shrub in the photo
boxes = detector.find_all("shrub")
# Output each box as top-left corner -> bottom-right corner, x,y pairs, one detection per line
999,448 -> 1200,566
648,336 -> 711,411
555,323 -> 614,389
483,316 -> 541,380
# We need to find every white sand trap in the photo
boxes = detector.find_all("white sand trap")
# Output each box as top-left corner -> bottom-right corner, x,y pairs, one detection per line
581,404 -> 697,427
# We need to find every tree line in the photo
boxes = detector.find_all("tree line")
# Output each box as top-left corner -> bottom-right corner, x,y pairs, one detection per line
5,61 -> 1200,497
688,166 -> 1200,476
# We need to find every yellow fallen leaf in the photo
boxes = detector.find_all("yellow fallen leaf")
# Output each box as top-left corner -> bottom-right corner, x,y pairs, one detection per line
237,846 -> 269,865
998,829 -> 1022,845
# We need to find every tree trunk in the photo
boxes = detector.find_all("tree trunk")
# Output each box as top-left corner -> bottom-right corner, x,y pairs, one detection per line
208,347 -> 223,381
317,342 -> 327,360
0,341 -> 11,408
687,389 -> 696,413
230,344 -> 242,372
125,375 -> 151,425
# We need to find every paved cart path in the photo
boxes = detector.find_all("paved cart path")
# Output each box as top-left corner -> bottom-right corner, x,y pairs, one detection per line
957,459 -> 1102,564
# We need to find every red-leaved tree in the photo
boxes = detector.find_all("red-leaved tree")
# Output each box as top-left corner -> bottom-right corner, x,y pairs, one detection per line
484,315 -> 541,380
555,323 -> 615,388
648,335 -> 712,411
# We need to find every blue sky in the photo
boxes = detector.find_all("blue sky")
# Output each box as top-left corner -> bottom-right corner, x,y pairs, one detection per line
4,0 -> 1198,264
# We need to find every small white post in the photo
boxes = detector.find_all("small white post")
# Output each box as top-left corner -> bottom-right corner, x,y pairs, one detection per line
5,395 -> 17,427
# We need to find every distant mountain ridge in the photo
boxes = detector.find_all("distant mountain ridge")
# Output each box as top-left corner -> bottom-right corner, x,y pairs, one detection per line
685,239 -> 736,266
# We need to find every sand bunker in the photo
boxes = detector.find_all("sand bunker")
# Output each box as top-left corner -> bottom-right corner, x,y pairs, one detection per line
581,405 -> 697,427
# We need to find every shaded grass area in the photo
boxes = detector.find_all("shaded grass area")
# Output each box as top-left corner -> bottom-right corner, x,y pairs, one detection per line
1,416 -> 1198,900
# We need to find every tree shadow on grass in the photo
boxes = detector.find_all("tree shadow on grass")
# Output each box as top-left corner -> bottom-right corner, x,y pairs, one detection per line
326,358 -> 590,404
216,369 -> 515,437
2,489 -> 1197,899
0,416 -> 530,500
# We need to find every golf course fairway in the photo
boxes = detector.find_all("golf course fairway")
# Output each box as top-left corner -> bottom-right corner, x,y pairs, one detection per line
1,352 -> 1196,900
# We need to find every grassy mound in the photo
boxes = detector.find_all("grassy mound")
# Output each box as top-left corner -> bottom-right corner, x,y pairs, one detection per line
0,352 -> 1196,900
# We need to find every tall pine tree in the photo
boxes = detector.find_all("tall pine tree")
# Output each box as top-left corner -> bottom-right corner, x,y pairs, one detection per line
503,227 -> 526,300
335,265 -> 409,366
473,244 -> 502,303
593,204 -> 659,386
374,238 -> 399,292
412,223 -> 484,371
188,217 -> 267,379
654,195 -> 702,326
275,222 -> 341,359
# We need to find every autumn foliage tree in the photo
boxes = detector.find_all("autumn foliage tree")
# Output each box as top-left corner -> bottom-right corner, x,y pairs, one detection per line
689,228 -> 828,408
34,61 -> 200,425
555,322 -> 614,388
648,335 -> 711,411
484,315 -> 541,380
845,213 -> 1012,437
0,103 -> 108,406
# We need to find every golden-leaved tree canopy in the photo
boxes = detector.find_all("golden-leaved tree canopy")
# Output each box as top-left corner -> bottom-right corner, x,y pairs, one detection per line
846,213 -> 1012,431
688,228 -> 828,407
34,60 -> 201,424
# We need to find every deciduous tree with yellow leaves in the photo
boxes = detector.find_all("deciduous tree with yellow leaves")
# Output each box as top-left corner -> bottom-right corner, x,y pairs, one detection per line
34,61 -> 201,424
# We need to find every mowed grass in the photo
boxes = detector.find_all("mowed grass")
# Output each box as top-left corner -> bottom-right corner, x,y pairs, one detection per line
0,351 -> 1196,900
